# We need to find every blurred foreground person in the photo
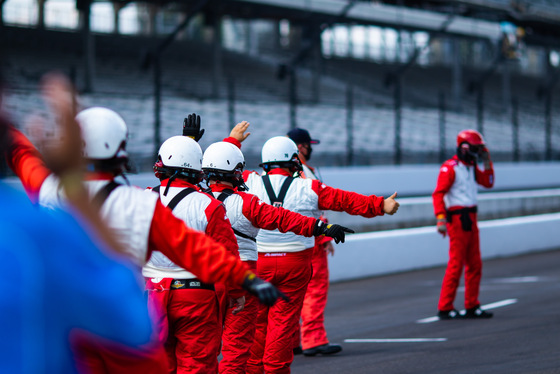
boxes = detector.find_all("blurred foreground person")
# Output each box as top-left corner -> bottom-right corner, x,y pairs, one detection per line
5,75 -> 283,373
202,134 -> 351,374
432,129 -> 495,320
287,127 -> 341,357
0,76 -> 154,374
229,123 -> 399,374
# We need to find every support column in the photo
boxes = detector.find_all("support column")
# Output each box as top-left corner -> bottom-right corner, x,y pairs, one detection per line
0,0 -> 7,29
452,38 -> 462,111
311,41 -> 321,103
212,13 -> 222,98
112,1 -> 124,35
147,3 -> 158,36
37,0 -> 46,29
501,61 -> 511,116
79,0 -> 94,92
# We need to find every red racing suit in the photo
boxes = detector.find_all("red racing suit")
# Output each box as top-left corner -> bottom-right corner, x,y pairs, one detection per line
6,128 -> 251,374
143,178 -> 241,374
207,182 -> 319,374
432,155 -> 494,311
297,162 -> 334,351
242,167 -> 385,374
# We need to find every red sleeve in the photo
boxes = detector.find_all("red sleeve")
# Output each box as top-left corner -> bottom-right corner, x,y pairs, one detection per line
475,163 -> 494,189
6,128 -> 51,203
432,161 -> 456,216
241,192 -> 317,237
242,169 -> 259,182
147,201 -> 250,287
312,180 -> 385,217
205,201 -> 240,258
223,137 -> 242,149
205,200 -> 245,298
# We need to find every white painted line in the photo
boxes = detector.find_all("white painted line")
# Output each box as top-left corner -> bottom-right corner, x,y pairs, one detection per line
416,298 -> 518,324
492,277 -> 540,284
345,338 -> 447,343
417,316 -> 440,324
480,298 -> 518,310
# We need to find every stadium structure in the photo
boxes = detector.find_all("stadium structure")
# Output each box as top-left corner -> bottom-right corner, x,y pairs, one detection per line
2,0 -> 560,170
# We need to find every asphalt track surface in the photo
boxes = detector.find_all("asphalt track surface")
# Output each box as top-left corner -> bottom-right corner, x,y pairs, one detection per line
291,249 -> 560,374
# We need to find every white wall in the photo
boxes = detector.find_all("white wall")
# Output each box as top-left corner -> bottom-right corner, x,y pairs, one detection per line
318,162 -> 560,197
329,213 -> 560,282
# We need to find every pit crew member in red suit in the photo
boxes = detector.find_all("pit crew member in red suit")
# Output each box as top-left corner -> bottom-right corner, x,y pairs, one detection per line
144,135 -> 244,373
287,127 -> 342,356
202,139 -> 351,374
432,129 -> 494,320
228,123 -> 400,374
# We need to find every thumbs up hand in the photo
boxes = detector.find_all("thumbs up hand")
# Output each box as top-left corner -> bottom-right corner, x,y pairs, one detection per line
383,192 -> 400,215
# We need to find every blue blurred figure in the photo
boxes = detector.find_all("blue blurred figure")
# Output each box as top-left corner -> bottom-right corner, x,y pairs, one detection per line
0,74 -> 154,373
0,181 -> 154,374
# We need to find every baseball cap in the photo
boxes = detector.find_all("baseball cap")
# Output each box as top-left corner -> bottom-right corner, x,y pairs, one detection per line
287,128 -> 320,145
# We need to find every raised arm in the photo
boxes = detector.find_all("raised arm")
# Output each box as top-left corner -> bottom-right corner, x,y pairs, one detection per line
6,127 -> 51,202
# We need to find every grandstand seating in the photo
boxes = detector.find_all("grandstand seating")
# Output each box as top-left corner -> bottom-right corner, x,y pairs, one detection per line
2,25 -> 559,170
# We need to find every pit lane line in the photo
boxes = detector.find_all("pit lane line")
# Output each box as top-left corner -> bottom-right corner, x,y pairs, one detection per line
416,298 -> 518,324
344,338 -> 447,343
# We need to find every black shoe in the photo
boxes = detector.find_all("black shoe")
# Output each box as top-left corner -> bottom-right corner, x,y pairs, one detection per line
303,343 -> 342,356
437,309 -> 462,320
464,306 -> 493,319
293,346 -> 303,355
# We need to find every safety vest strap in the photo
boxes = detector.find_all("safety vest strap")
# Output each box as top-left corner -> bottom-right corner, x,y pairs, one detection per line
262,175 -> 293,208
92,181 -> 121,211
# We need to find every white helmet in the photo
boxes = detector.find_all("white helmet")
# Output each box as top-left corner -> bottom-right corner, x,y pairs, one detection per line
260,136 -> 301,172
154,136 -> 204,195
202,142 -> 248,190
157,136 -> 202,171
203,142 -> 244,172
76,107 -> 128,160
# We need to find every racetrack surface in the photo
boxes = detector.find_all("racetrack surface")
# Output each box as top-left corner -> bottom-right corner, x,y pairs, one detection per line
292,249 -> 560,374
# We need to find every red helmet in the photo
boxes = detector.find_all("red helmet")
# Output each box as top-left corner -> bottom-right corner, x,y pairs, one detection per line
457,130 -> 485,147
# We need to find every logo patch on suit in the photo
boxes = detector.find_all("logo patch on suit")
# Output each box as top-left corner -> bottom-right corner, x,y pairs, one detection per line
171,280 -> 185,289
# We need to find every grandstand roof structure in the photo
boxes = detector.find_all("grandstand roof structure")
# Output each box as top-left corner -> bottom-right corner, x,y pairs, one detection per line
86,0 -> 560,45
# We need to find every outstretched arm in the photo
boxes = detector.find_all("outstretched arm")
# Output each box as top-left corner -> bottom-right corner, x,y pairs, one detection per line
313,180 -> 396,217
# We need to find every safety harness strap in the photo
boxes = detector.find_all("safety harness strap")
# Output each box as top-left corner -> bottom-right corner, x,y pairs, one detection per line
92,181 -> 121,211
217,189 -> 235,202
166,188 -> 196,211
261,175 -> 294,208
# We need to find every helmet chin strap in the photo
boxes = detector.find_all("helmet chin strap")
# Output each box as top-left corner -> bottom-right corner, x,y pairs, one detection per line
163,170 -> 180,196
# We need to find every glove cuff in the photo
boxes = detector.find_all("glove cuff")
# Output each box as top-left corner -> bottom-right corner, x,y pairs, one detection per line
313,219 -> 324,236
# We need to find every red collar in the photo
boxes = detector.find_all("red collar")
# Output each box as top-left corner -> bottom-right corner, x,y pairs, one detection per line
160,178 -> 200,190
265,168 -> 293,177
208,182 -> 237,193
85,172 -> 114,181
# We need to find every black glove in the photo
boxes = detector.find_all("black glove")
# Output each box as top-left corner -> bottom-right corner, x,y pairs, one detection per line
479,147 -> 492,169
313,220 -> 355,244
242,273 -> 289,306
182,113 -> 204,141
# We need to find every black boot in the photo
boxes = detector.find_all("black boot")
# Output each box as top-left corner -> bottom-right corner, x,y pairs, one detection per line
437,309 -> 462,320
303,343 -> 342,356
464,305 -> 493,319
